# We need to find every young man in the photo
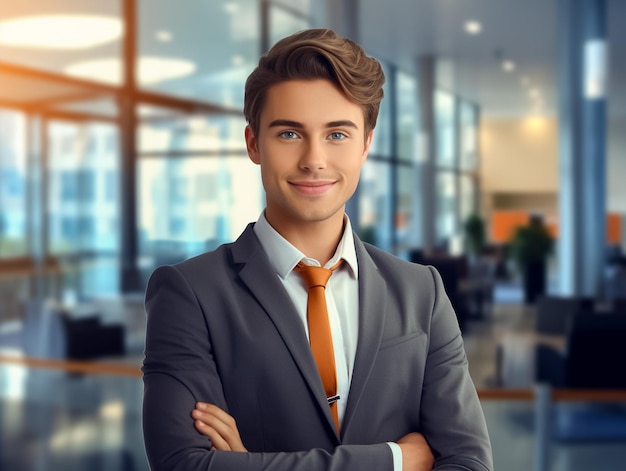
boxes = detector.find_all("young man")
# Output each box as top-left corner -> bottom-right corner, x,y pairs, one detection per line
142,28 -> 493,470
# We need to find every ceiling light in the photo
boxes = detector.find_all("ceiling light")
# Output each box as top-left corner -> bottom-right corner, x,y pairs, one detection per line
156,30 -> 173,42
0,15 -> 122,50
501,60 -> 516,72
223,3 -> 240,14
464,21 -> 482,35
526,116 -> 546,128
65,56 -> 196,85
528,88 -> 541,99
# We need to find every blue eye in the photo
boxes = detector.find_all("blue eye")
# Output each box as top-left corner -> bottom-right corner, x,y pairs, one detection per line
329,132 -> 346,140
279,131 -> 298,139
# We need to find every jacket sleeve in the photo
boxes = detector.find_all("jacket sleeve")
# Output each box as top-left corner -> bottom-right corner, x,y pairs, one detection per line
421,266 -> 493,471
142,265 -> 394,471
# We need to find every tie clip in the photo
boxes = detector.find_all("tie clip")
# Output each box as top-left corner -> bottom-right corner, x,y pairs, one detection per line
327,394 -> 340,405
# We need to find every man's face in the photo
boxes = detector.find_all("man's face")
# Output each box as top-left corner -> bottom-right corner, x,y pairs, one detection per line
245,79 -> 372,232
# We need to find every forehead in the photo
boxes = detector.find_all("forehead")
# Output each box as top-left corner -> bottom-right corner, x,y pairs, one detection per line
260,79 -> 365,127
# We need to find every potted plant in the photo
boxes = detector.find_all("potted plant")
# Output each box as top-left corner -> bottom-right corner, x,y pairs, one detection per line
509,214 -> 554,304
463,213 -> 486,259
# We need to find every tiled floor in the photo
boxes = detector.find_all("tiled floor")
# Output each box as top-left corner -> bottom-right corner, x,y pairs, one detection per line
1,282 -> 625,471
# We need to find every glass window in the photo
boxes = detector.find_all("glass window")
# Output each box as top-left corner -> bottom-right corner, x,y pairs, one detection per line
358,160 -> 392,251
435,90 -> 456,168
459,174 -> 477,225
269,4 -> 310,46
138,0 -> 260,108
369,63 -> 393,158
460,101 -> 478,171
138,110 -> 248,155
435,171 -> 457,247
0,109 -> 27,257
48,121 -> 120,298
138,156 -> 263,274
396,163 -> 422,253
396,70 -> 419,162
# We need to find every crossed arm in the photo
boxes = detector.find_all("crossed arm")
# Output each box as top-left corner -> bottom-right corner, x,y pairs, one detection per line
189,402 -> 435,470
143,264 -> 492,470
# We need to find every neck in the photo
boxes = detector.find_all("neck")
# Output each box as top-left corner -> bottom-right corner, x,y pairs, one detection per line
265,212 -> 346,265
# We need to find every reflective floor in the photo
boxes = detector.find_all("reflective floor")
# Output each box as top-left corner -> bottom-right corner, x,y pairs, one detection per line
1,282 -> 626,470
0,366 -> 146,471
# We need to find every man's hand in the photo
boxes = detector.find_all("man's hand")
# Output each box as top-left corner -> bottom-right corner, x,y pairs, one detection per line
397,432 -> 435,470
192,403 -> 248,452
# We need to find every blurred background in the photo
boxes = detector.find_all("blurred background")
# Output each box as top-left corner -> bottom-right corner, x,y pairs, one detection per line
1,0 -> 625,470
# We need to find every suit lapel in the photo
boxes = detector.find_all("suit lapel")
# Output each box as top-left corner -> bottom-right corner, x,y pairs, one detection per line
342,238 -> 388,437
231,225 -> 340,440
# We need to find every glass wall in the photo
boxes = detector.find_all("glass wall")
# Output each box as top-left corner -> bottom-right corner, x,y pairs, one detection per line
269,3 -> 310,46
369,63 -> 393,158
459,101 -> 480,226
138,0 -> 260,108
134,0 -> 314,282
137,155 -> 262,274
359,161 -> 392,249
395,70 -> 421,252
0,0 -> 482,297
47,121 -> 120,298
433,92 -> 480,250
0,109 -> 27,257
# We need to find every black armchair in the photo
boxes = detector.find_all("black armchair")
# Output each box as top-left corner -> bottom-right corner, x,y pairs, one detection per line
536,309 -> 626,388
535,295 -> 594,335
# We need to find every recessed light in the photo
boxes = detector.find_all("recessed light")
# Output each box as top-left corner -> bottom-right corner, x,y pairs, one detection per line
0,15 -> 122,50
501,60 -> 516,72
464,20 -> 482,35
528,88 -> 541,99
156,30 -> 173,42
223,3 -> 239,14
65,56 -> 196,85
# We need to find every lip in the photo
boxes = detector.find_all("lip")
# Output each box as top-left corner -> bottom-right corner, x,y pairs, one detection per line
289,181 -> 335,196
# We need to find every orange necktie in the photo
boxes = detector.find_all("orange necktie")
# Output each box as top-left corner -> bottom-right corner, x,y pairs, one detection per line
294,260 -> 343,433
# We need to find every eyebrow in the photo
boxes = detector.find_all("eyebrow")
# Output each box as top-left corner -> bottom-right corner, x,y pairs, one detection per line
268,119 -> 359,129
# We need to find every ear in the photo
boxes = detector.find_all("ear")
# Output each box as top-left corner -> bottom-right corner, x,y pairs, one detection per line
361,130 -> 374,164
245,126 -> 261,165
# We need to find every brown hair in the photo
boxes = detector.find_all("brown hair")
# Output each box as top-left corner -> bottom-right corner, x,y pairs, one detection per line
244,28 -> 385,137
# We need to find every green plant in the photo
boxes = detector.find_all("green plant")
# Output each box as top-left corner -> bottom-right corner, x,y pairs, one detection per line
463,213 -> 486,256
509,215 -> 553,271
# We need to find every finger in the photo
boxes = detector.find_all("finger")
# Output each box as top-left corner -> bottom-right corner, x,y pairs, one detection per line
193,406 -> 236,434
192,406 -> 246,452
194,419 -> 231,451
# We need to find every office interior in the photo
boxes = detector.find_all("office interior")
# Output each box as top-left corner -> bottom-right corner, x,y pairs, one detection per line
0,0 -> 625,470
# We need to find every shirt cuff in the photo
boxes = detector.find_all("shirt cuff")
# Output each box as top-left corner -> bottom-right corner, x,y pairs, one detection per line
386,442 -> 403,471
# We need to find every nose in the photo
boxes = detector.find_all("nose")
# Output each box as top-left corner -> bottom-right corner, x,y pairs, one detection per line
299,139 -> 327,171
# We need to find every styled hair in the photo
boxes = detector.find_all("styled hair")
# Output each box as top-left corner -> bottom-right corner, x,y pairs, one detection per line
244,28 -> 385,137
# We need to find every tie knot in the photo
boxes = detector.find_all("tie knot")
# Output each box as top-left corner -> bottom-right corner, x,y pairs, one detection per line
295,260 -> 342,289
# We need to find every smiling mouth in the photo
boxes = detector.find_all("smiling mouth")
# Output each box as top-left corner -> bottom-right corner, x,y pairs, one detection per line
290,181 -> 335,196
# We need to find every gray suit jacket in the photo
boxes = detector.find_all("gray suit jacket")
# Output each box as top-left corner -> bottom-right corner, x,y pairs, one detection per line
142,224 -> 493,470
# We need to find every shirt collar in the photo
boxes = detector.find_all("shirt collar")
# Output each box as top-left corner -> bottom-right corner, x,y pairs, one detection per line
253,212 -> 359,280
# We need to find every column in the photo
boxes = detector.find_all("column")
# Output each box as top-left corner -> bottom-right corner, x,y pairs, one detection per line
120,0 -> 140,292
417,56 -> 437,254
558,0 -> 607,297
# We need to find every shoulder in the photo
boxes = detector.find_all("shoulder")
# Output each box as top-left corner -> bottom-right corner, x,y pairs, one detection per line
147,242 -> 235,293
158,223 -> 258,280
362,242 -> 438,283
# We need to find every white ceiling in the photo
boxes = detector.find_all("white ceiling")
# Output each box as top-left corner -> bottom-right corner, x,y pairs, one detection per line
0,0 -> 624,119
357,0 -> 626,118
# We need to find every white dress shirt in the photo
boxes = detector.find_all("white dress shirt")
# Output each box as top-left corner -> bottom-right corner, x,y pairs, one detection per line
253,213 -> 403,470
